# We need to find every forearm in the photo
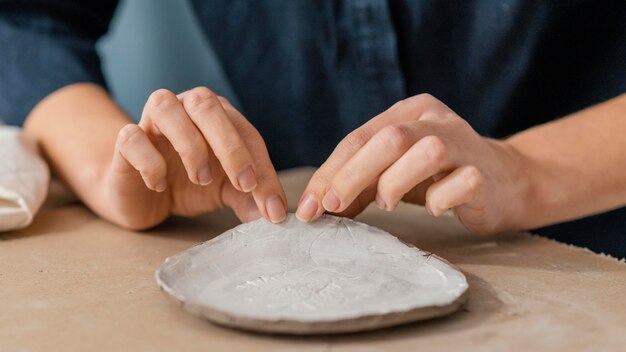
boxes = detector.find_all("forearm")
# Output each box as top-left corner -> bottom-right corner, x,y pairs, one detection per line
507,93 -> 626,229
24,83 -> 131,221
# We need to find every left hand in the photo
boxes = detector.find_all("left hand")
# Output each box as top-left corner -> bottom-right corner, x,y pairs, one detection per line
295,94 -> 530,234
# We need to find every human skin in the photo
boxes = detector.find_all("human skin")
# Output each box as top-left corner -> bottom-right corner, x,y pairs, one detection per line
25,84 -> 287,229
295,93 -> 626,234
25,84 -> 626,234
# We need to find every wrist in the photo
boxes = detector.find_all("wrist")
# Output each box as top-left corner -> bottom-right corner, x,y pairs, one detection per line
479,138 -> 536,232
498,137 -> 549,231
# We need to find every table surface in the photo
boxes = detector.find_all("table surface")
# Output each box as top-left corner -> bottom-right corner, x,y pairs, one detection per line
2,168 -> 625,351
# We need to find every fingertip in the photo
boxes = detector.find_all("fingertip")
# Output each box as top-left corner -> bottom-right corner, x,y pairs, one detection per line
238,204 -> 262,223
242,209 -> 262,223
426,202 -> 446,217
432,209 -> 445,217
266,194 -> 287,223
294,213 -> 308,222
295,194 -> 320,222
425,203 -> 434,216
321,188 -> 341,212
375,194 -> 386,210
154,179 -> 167,192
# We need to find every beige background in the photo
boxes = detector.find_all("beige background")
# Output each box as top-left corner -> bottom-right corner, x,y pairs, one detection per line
2,168 -> 625,351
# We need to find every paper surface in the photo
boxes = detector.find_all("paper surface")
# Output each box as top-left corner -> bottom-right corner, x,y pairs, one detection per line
3,168 -> 626,350
156,214 -> 468,333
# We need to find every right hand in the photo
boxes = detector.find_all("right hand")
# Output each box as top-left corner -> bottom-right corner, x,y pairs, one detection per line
106,87 -> 287,229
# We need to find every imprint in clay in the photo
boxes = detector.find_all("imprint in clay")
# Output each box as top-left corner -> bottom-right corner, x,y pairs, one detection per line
156,214 -> 468,334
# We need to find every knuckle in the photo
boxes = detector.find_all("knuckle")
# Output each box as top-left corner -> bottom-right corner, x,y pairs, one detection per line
147,89 -> 176,109
238,121 -> 262,140
420,135 -> 447,164
464,166 -> 483,192
402,93 -> 436,108
184,87 -> 219,111
342,128 -> 370,153
416,93 -> 436,103
117,124 -> 142,146
376,124 -> 413,153
222,141 -> 247,159
414,93 -> 442,108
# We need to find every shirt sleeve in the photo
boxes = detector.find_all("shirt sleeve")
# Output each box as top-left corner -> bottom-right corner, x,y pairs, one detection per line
0,1 -> 118,126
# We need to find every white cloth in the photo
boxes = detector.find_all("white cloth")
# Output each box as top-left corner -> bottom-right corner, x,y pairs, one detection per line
0,126 -> 49,231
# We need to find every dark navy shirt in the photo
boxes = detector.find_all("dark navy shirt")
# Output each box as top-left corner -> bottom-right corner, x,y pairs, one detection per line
1,1 -> 625,257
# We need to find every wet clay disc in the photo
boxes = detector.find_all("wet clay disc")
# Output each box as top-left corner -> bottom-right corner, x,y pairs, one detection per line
156,214 -> 468,334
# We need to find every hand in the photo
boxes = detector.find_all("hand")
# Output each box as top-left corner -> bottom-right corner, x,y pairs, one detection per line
296,94 -> 530,234
106,87 -> 287,229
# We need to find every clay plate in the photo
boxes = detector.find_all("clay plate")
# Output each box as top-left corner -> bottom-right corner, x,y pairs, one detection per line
156,214 -> 468,334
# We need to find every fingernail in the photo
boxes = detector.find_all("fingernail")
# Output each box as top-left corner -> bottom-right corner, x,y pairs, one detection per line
322,188 -> 341,212
237,165 -> 257,192
197,164 -> 212,185
296,194 -> 319,222
375,194 -> 386,210
155,179 -> 167,192
425,204 -> 434,216
266,195 -> 287,223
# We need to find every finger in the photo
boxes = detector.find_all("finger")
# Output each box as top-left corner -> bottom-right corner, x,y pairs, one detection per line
296,94 -> 441,222
179,87 -> 257,193
368,93 -> 448,126
425,165 -> 485,217
323,122 -> 438,213
141,89 -> 212,185
376,135 -> 457,210
222,182 -> 263,223
219,96 -> 287,223
296,125 -> 383,222
113,124 -> 167,192
331,183 -> 377,219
